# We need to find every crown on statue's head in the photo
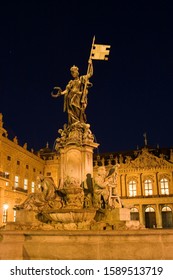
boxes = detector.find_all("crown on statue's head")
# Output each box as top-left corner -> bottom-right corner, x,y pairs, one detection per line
70,65 -> 79,72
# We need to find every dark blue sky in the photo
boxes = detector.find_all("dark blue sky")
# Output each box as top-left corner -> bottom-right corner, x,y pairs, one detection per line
0,1 -> 173,153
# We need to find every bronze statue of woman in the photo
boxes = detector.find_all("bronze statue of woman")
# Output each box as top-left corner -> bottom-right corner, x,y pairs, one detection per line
51,60 -> 93,125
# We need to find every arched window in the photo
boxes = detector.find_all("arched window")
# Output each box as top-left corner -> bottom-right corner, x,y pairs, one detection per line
130,207 -> 139,220
160,178 -> 169,195
145,206 -> 155,212
161,206 -> 173,228
162,206 -> 172,212
145,206 -> 156,228
144,179 -> 153,196
128,180 -> 137,197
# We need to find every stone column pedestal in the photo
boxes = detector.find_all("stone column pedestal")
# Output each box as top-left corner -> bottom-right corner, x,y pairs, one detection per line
55,123 -> 99,190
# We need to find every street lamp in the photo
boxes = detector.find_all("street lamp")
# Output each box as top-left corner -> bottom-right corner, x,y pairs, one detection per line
3,203 -> 9,210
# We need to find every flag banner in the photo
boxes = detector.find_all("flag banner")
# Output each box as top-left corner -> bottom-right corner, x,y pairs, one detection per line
91,44 -> 111,60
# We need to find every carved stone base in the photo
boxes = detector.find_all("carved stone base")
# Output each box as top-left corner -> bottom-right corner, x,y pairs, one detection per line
63,185 -> 84,209
11,208 -> 96,231
93,208 -> 131,230
16,209 -> 39,224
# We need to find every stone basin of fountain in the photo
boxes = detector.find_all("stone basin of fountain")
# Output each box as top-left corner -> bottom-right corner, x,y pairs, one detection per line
42,208 -> 96,224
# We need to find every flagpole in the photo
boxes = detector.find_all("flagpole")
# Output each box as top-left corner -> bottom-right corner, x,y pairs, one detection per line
81,36 -> 95,104
88,35 -> 95,66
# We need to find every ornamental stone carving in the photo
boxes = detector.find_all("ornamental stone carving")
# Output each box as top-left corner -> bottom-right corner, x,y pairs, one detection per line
158,173 -> 171,181
55,122 -> 95,151
127,176 -> 138,184
123,148 -> 172,170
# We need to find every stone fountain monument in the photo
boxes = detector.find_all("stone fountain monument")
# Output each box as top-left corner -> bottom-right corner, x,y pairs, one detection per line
13,38 -> 130,230
1,39 -> 173,261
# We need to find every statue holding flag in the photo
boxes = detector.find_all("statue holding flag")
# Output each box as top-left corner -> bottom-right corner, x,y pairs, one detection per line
51,37 -> 110,126
52,61 -> 93,125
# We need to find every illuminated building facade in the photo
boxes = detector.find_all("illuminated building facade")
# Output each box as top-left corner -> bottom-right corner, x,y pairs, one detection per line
0,113 -> 173,228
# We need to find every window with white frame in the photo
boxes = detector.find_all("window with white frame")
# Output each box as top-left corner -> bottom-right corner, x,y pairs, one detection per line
160,178 -> 169,195
128,180 -> 137,197
144,179 -> 153,196
31,181 -> 35,193
14,175 -> 19,188
24,179 -> 28,190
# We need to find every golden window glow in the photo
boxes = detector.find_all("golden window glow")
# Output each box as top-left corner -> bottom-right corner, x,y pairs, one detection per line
31,181 -> 35,193
24,178 -> 28,190
144,179 -> 153,196
160,178 -> 169,195
14,175 -> 19,188
129,181 -> 137,197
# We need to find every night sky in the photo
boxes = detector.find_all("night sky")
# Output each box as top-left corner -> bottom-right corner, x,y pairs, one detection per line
0,1 -> 173,154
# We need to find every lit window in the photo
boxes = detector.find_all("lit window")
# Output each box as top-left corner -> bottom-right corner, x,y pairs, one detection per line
5,172 -> 10,186
128,181 -> 137,197
144,179 -> 153,196
14,176 -> 19,188
131,207 -> 138,213
145,206 -> 155,212
31,181 -> 35,193
162,206 -> 172,212
24,179 -> 28,190
14,210 -> 16,222
160,178 -> 169,195
4,172 -> 9,179
2,204 -> 8,223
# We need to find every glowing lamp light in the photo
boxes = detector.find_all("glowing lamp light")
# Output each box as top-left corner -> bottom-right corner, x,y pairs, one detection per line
3,204 -> 9,210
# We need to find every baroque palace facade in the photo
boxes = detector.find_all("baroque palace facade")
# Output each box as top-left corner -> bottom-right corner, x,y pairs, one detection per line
0,113 -> 173,229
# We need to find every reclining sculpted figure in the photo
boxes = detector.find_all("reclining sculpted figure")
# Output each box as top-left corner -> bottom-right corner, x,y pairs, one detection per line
14,176 -> 66,212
